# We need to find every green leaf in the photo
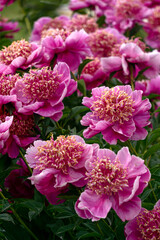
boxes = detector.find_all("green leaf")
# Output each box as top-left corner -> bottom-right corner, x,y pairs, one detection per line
96,15 -> 106,27
143,143 -> 160,159
78,59 -> 93,77
0,200 -> 11,213
63,106 -> 88,127
146,128 -> 160,145
76,231 -> 101,240
154,107 -> 160,113
140,188 -> 153,201
0,213 -> 14,224
77,79 -> 86,96
56,224 -> 74,235
19,200 -> 44,221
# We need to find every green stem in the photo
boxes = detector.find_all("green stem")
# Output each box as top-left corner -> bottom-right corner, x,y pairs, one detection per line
18,0 -> 31,36
0,192 -> 38,240
126,140 -> 138,156
19,149 -> 32,175
149,181 -> 158,202
102,219 -> 119,240
96,222 -> 104,236
129,65 -> 135,91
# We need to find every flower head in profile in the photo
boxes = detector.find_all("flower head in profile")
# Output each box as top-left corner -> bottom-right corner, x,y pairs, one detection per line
81,85 -> 151,144
75,147 -> 150,222
11,62 -> 77,121
0,39 -> 43,75
0,17 -> 19,39
25,135 -> 95,204
41,28 -> 91,71
87,28 -> 125,58
30,16 -> 70,43
125,199 -> 160,239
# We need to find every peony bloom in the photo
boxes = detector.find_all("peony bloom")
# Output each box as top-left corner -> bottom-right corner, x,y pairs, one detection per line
5,158 -> 34,199
41,28 -> 92,71
87,27 -> 125,58
25,135 -> 95,204
143,6 -> 160,50
0,17 -> 19,38
68,14 -> 98,33
11,62 -> 77,120
0,73 -> 21,96
101,41 -> 160,83
125,199 -> 160,239
30,15 -> 70,43
104,0 -> 151,33
0,39 -> 43,75
75,147 -> 150,222
79,57 -> 107,90
81,85 -> 151,144
69,0 -> 91,11
0,0 -> 15,11
140,0 -> 160,8
0,110 -> 39,158
135,75 -> 160,96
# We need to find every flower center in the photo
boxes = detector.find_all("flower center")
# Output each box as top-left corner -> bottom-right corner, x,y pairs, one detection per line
0,74 -> 21,95
35,136 -> 85,174
91,87 -> 134,124
69,15 -> 98,33
148,6 -> 160,27
0,112 -> 35,137
86,157 -> 128,196
87,30 -> 118,57
42,18 -> 65,31
81,58 -> 100,75
136,208 -> 160,240
41,28 -> 71,41
116,0 -> 141,19
0,39 -> 32,65
22,67 -> 60,101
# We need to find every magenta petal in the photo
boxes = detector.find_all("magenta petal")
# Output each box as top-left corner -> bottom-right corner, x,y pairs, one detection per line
113,196 -> 141,221
76,189 -> 112,220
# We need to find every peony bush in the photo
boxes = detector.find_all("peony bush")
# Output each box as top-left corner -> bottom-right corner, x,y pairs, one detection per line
0,0 -> 159,239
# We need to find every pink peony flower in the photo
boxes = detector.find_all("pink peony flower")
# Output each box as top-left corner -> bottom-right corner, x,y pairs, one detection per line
67,14 -> 98,33
81,85 -> 151,144
75,147 -> 150,222
0,110 -> 39,158
0,73 -> 21,96
41,28 -> 92,71
0,17 -> 19,38
79,57 -> 107,90
69,0 -> 91,11
11,62 -> 77,120
140,0 -> 160,7
101,41 -> 160,83
0,0 -> 15,11
5,158 -> 34,199
87,27 -> 125,58
104,0 -> 151,33
124,199 -> 160,239
143,6 -> 160,50
25,135 -> 95,204
0,39 -> 43,75
135,75 -> 160,96
30,15 -> 70,43
0,115 -> 13,151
